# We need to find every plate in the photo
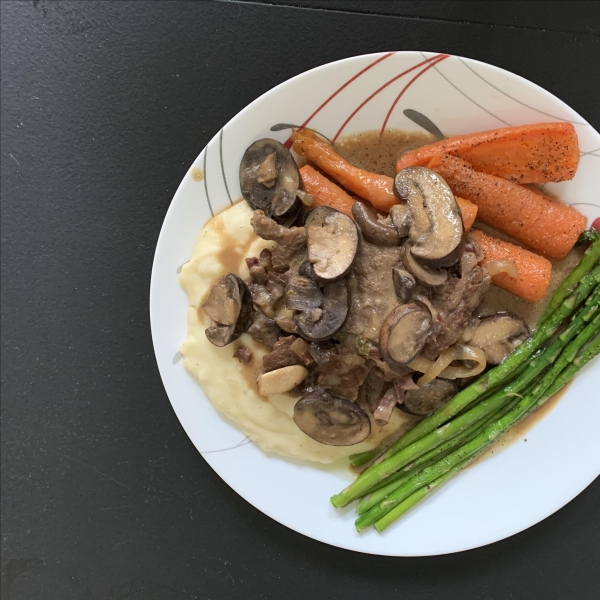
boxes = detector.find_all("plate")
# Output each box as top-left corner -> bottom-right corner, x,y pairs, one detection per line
150,51 -> 600,556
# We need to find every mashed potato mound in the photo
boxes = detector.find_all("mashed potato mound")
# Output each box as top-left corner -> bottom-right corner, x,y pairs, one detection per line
179,201 -> 418,463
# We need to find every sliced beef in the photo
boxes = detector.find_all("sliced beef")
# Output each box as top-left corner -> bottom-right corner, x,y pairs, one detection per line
309,336 -> 370,401
233,345 -> 253,364
422,249 -> 491,359
262,336 -> 305,373
251,210 -> 307,271
247,312 -> 282,348
247,270 -> 287,318
346,240 -> 403,341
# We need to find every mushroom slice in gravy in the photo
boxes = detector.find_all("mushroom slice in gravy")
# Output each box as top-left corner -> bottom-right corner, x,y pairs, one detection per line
203,274 -> 253,347
352,200 -> 402,246
395,166 -> 464,268
470,313 -> 530,364
293,389 -> 371,446
306,208 -> 359,281
380,303 -> 432,367
240,138 -> 301,222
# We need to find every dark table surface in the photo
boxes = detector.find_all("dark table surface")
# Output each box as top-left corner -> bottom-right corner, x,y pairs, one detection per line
2,1 -> 599,598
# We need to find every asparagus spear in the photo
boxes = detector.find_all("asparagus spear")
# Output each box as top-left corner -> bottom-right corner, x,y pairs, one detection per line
357,396 -> 520,515
542,233 -> 600,320
331,278 -> 600,509
373,457 -> 472,533
356,318 -> 600,531
373,332 -> 600,534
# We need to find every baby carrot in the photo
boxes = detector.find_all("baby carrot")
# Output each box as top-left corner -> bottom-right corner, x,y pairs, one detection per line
299,165 -> 355,218
470,229 -> 552,302
428,154 -> 587,261
291,128 -> 398,212
456,197 -> 477,232
396,122 -> 579,184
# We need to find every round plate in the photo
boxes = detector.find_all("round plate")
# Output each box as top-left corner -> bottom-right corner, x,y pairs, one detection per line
150,52 -> 600,556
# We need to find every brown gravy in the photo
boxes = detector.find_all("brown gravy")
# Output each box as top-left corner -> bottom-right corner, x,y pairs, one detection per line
209,129 -> 583,436
471,382 -> 572,467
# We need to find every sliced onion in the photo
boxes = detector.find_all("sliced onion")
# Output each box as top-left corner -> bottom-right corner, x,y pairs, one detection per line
416,346 -> 458,386
486,259 -> 518,278
416,344 -> 487,386
408,356 -> 434,374
440,345 -> 487,380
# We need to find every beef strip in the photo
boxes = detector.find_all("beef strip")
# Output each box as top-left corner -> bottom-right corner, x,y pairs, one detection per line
309,336 -> 370,401
422,248 -> 491,359
247,270 -> 287,318
247,312 -> 282,348
346,240 -> 403,341
251,210 -> 307,271
233,345 -> 253,364
262,336 -> 305,373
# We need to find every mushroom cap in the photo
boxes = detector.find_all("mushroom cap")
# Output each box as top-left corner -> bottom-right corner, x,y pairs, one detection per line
203,274 -> 252,347
395,167 -> 464,268
380,303 -> 432,367
294,278 -> 349,341
293,389 -> 371,446
306,208 -> 359,282
401,242 -> 448,286
352,201 -> 401,246
470,313 -> 530,364
240,138 -> 301,222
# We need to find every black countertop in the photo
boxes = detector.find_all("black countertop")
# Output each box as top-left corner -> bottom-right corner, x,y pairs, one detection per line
2,2 -> 599,598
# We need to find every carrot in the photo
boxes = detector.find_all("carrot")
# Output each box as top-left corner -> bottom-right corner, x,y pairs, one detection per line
428,154 -> 587,261
397,122 -> 579,184
300,163 -> 478,232
456,197 -> 477,232
291,128 -> 398,212
470,229 -> 552,302
299,165 -> 355,218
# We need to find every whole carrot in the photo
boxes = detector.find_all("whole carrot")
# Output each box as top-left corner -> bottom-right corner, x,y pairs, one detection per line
469,229 -> 552,302
397,122 -> 579,184
428,154 -> 587,261
291,128 -> 398,212
299,165 -> 355,218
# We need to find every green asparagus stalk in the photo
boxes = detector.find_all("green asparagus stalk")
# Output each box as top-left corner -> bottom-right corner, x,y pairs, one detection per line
542,233 -> 600,320
350,283 -> 599,471
356,395 -> 520,515
331,268 -> 600,508
373,456 -> 473,533
356,318 -> 600,531
373,331 -> 600,534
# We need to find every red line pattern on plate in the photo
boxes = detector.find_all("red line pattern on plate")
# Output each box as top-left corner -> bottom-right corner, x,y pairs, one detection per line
380,55 -> 449,135
283,51 -> 396,148
331,54 -> 447,143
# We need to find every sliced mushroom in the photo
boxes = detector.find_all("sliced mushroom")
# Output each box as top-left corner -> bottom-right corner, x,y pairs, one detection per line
470,313 -> 530,364
258,365 -> 309,395
286,274 -> 323,312
392,267 -> 416,303
294,279 -> 348,341
352,201 -> 401,246
394,167 -> 464,268
402,379 -> 457,416
380,303 -> 432,367
204,274 -> 252,347
401,242 -> 447,286
240,139 -> 301,222
389,204 -> 412,236
293,389 -> 371,446
306,209 -> 358,281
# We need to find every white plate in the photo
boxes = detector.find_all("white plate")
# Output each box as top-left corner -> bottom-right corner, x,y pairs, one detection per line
150,52 -> 600,556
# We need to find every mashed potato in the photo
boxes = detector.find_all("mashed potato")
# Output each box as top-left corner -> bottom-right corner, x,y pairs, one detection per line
179,201 -> 418,463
